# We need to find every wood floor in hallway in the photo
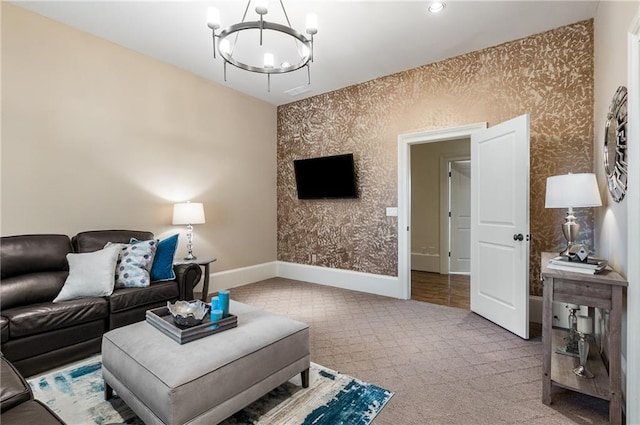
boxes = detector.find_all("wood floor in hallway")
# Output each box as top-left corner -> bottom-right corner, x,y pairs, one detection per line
411,270 -> 470,309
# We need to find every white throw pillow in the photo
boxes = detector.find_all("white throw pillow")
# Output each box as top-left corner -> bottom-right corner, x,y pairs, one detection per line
53,245 -> 120,302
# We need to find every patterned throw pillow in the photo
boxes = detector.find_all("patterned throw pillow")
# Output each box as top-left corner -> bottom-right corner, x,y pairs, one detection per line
107,239 -> 157,288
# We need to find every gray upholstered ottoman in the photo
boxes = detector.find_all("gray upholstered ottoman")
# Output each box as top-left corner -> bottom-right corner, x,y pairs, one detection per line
102,300 -> 310,425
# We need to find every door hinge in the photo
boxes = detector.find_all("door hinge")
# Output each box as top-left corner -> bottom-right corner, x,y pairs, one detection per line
448,171 -> 452,177
448,251 -> 451,257
448,211 -> 451,217
527,234 -> 532,241
407,226 -> 410,231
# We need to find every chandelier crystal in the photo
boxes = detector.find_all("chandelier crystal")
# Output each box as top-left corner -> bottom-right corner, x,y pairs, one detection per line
207,0 -> 318,92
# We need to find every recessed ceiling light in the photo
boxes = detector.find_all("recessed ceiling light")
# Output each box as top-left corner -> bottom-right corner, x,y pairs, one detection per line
428,2 -> 446,13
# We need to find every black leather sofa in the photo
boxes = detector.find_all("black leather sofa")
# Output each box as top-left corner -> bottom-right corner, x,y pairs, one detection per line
1,353 -> 65,424
0,230 -> 202,377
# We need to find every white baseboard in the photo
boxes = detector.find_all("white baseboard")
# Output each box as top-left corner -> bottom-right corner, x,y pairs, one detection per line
201,261 -> 545,326
202,262 -> 277,295
411,253 -> 440,273
276,261 -> 403,299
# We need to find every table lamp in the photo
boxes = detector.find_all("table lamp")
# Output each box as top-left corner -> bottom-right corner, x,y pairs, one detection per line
545,173 -> 601,259
172,202 -> 206,260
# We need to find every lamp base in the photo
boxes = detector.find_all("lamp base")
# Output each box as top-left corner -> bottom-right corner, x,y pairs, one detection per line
560,244 -> 588,261
183,253 -> 197,261
572,365 -> 594,379
560,207 -> 580,259
559,244 -> 577,259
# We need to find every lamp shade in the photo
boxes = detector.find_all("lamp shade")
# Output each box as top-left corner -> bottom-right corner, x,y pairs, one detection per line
172,202 -> 206,225
545,173 -> 602,208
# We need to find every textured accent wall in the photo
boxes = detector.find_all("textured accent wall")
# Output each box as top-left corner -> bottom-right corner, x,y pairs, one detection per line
277,21 -> 594,296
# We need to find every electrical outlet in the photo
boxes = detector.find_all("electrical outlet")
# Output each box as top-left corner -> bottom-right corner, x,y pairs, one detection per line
311,254 -> 317,264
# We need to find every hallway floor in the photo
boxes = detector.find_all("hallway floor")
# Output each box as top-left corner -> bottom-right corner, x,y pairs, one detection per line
411,270 -> 470,309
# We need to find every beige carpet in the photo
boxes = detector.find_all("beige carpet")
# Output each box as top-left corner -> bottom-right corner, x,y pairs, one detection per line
225,277 -> 610,425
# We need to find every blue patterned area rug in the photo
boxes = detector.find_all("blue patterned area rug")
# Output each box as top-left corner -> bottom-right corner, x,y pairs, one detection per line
28,355 -> 393,425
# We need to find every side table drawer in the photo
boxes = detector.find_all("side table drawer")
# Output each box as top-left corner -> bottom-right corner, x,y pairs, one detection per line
553,279 -> 612,310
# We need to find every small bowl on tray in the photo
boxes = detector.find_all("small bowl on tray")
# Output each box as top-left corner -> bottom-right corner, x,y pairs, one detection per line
167,300 -> 210,327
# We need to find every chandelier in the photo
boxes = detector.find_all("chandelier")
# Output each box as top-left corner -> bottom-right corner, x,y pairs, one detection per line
206,1 -> 318,91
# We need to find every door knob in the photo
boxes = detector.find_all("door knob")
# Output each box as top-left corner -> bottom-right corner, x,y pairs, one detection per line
513,233 -> 524,241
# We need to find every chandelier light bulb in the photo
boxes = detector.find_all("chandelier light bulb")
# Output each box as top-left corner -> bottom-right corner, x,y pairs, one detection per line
306,13 -> 318,35
219,39 -> 231,55
255,0 -> 268,15
281,61 -> 291,68
264,53 -> 275,68
207,7 -> 221,30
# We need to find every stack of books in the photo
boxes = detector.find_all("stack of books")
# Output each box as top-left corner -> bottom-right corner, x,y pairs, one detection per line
547,256 -> 608,274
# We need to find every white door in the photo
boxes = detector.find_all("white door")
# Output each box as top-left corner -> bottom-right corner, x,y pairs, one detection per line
449,160 -> 471,274
471,114 -> 530,339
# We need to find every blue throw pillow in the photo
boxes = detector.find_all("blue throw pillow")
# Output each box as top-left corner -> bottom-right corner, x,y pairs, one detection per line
136,234 -> 178,282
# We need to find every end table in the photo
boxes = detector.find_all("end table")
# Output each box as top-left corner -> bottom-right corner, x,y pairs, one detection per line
540,252 -> 627,425
173,257 -> 217,302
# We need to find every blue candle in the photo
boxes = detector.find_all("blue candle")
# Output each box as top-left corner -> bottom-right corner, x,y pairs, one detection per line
218,290 -> 230,318
210,309 -> 223,322
210,296 -> 220,311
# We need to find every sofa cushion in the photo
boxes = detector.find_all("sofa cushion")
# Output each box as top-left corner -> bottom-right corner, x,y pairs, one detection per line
53,246 -> 120,302
3,298 -> 108,338
1,273 -> 68,312
73,230 -> 154,253
109,281 -> 179,314
1,235 -> 72,310
108,239 -> 157,289
0,400 -> 65,424
1,354 -> 32,412
1,235 -> 71,279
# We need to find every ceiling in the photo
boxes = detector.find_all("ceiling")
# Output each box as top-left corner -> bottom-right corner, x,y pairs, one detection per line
13,1 -> 599,106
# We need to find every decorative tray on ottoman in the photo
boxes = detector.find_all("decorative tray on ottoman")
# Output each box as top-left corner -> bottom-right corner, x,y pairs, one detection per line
145,304 -> 237,344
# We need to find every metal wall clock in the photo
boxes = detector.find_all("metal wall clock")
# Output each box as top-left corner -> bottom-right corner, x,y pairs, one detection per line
604,86 -> 628,202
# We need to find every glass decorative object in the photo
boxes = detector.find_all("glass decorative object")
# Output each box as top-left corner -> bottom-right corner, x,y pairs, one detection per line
167,300 -> 209,327
573,315 -> 594,379
565,305 -> 580,355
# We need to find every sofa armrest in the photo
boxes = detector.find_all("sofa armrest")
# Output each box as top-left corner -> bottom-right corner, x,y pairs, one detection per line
1,354 -> 32,413
173,264 -> 202,301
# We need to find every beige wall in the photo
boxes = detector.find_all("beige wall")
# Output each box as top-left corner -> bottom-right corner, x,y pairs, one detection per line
1,4 -> 278,274
593,1 -> 637,277
278,20 -> 594,296
410,138 -> 469,273
592,0 -> 639,400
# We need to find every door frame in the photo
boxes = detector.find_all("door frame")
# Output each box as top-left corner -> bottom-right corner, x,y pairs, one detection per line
440,157 -> 471,275
398,122 -> 487,300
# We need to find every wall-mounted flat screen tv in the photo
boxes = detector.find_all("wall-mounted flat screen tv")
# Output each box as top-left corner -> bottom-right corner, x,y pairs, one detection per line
294,153 -> 358,199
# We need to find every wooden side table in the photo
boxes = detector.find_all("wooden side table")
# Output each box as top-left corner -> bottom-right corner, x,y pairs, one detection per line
173,257 -> 217,302
540,252 -> 627,424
